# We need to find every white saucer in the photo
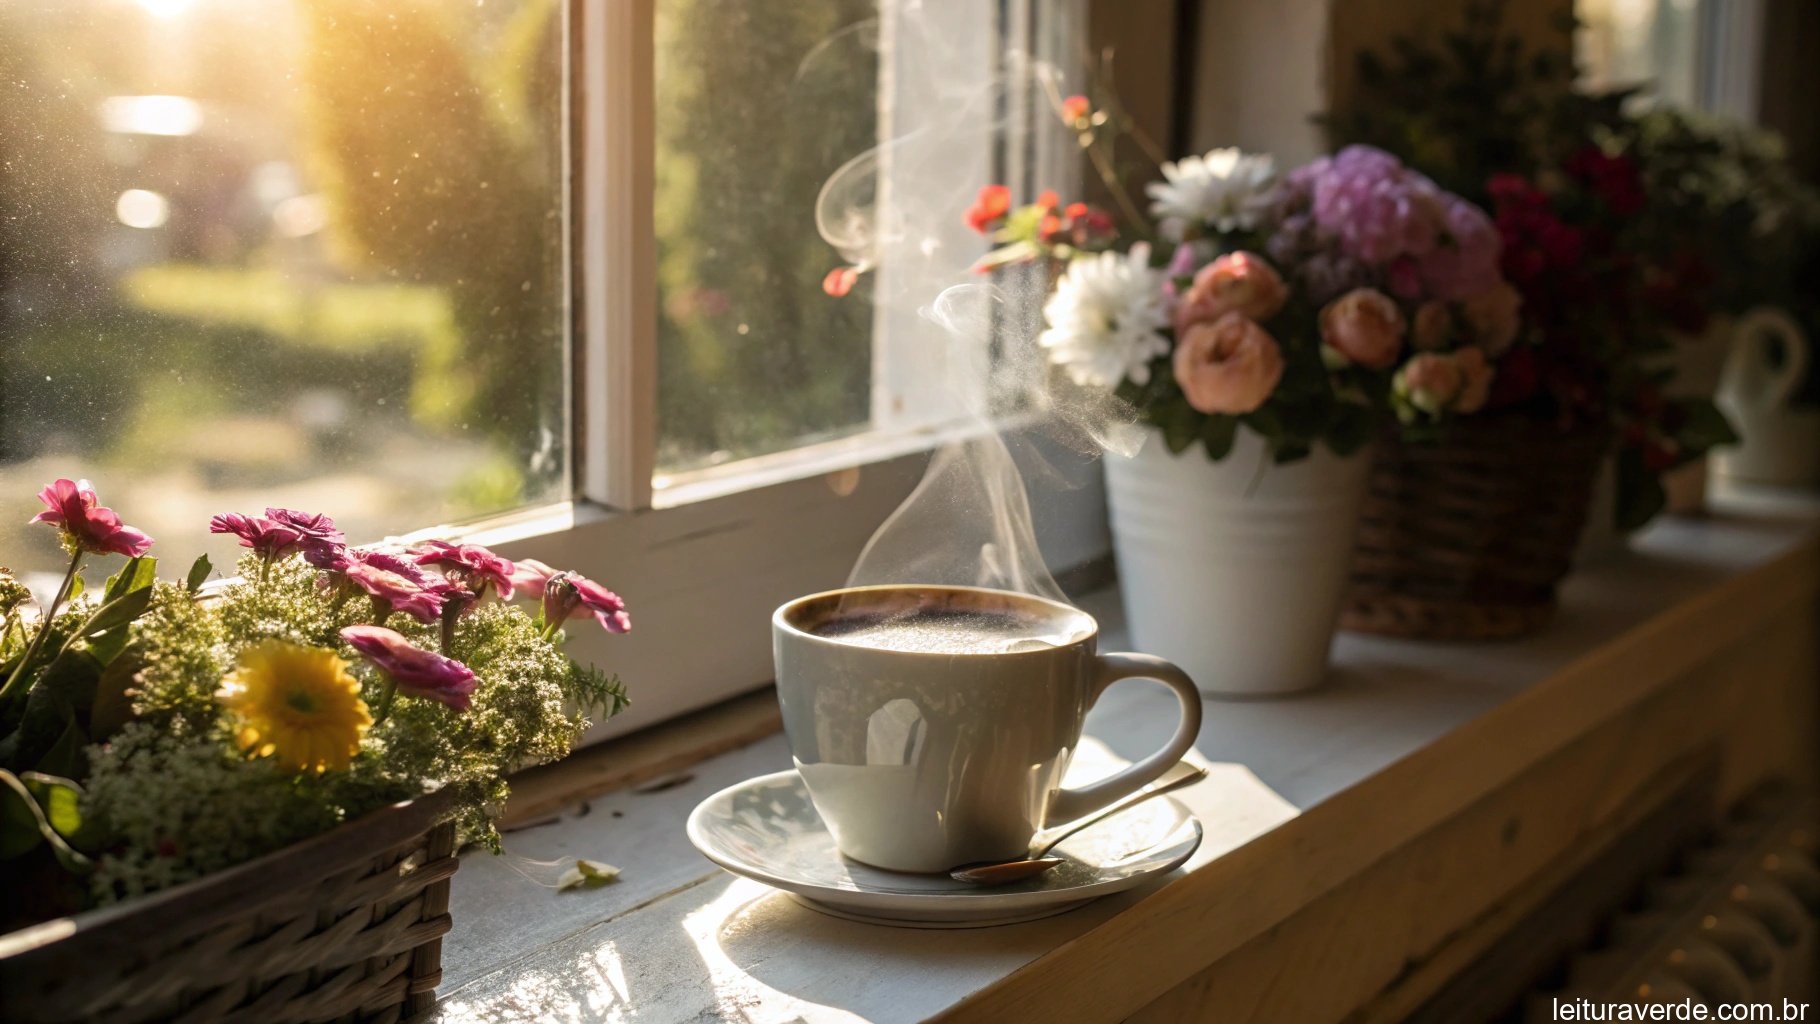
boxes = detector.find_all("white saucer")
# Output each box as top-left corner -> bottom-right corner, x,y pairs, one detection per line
685,769 -> 1203,928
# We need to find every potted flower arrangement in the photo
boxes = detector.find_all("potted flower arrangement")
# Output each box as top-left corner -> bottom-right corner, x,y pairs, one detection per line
957,130 -> 1517,694
1324,4 -> 1740,636
0,480 -> 628,1023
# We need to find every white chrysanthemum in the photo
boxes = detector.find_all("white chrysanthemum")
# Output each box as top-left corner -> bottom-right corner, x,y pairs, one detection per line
1039,245 -> 1170,388
1146,148 -> 1277,236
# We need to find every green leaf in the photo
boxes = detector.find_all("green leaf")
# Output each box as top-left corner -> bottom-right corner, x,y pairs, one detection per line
186,554 -> 213,594
103,556 -> 157,604
1161,403 -> 1200,455
65,573 -> 84,603
36,648 -> 103,711
1615,449 -> 1667,534
0,777 -> 42,859
0,770 -> 90,872
1241,405 -> 1283,441
1672,400 -> 1740,455
21,773 -> 82,839
1325,404 -> 1377,457
1199,415 -> 1238,461
34,719 -> 89,782
89,647 -> 142,742
80,585 -> 155,639
1274,441 -> 1313,465
558,857 -> 621,891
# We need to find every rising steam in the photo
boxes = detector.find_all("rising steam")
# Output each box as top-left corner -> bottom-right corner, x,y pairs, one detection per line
809,7 -> 1144,603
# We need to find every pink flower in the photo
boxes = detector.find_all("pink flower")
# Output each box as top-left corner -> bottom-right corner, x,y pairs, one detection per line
1395,353 -> 1464,416
412,540 -> 517,599
540,571 -> 632,634
342,549 -> 465,624
1319,288 -> 1406,370
1419,196 -> 1503,302
340,625 -> 478,712
1309,146 -> 1441,264
1172,251 -> 1289,334
1459,282 -> 1522,357
1171,313 -> 1285,415
265,509 -> 347,567
507,558 -> 561,599
1411,301 -> 1453,351
209,513 -> 303,562
1394,349 -> 1495,417
30,479 -> 152,557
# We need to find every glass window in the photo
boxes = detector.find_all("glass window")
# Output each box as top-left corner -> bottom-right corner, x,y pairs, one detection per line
0,0 -> 567,585
650,0 -> 880,477
1578,0 -> 1704,106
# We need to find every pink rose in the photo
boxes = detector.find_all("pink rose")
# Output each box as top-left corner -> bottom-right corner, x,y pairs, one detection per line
1319,288 -> 1406,370
1171,313 -> 1285,415
1411,301 -> 1453,351
1172,251 -> 1288,334
1459,283 -> 1522,357
30,479 -> 152,557
340,625 -> 478,712
1395,353 -> 1464,416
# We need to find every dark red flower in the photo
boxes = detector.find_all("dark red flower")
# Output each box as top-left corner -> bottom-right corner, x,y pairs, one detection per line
30,479 -> 152,557
540,571 -> 631,634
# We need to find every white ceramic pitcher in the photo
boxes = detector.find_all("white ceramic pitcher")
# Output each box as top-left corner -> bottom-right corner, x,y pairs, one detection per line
1714,307 -> 1820,489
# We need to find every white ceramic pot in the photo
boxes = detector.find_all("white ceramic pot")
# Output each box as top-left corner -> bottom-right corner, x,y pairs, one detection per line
1715,307 -> 1820,489
1103,427 -> 1369,698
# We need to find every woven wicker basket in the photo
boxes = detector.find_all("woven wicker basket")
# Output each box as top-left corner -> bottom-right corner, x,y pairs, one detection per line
1342,415 -> 1610,640
0,789 -> 457,1024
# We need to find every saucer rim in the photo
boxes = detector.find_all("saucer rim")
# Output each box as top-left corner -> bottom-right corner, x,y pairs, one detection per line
685,768 -> 1203,913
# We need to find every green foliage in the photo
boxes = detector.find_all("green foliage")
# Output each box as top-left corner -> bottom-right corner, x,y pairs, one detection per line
72,551 -> 626,903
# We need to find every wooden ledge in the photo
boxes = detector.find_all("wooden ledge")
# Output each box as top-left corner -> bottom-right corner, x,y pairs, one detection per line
432,501 -> 1820,1024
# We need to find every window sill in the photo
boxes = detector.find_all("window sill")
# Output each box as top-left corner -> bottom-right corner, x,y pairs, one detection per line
428,486 -> 1820,1024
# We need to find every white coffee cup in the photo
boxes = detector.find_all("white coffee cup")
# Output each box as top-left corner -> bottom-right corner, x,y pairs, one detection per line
772,584 -> 1203,873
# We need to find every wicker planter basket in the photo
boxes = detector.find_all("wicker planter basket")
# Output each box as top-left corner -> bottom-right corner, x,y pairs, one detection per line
1342,415 -> 1610,640
0,789 -> 457,1024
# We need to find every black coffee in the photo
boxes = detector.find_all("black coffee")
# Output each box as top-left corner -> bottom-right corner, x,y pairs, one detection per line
810,607 -> 1059,654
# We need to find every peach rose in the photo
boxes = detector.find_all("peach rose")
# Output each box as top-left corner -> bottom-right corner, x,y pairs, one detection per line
1460,282 -> 1522,356
1173,251 -> 1288,334
1454,347 -> 1494,413
1395,352 -> 1464,416
1411,300 -> 1453,351
1172,312 -> 1285,415
1319,288 -> 1406,370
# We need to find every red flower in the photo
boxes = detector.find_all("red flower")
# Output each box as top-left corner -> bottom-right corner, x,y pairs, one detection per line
1035,190 -> 1059,211
1038,213 -> 1062,242
822,266 -> 860,297
964,184 -> 1012,234
340,625 -> 478,712
1565,147 -> 1644,217
412,540 -> 517,599
210,513 -> 303,562
29,479 -> 152,557
1061,94 -> 1090,125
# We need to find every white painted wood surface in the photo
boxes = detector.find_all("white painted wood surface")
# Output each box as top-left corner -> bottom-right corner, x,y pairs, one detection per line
428,498 -> 1817,1024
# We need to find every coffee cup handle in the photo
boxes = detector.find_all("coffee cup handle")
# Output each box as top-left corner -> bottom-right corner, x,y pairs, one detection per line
1047,653 -> 1204,824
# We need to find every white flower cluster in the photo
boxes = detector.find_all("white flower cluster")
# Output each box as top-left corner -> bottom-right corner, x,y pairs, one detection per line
1146,148 -> 1277,239
1038,244 -> 1170,388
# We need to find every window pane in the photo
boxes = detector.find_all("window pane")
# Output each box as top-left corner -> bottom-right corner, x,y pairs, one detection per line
653,0 -> 879,476
1578,0 -> 1703,107
0,0 -> 566,584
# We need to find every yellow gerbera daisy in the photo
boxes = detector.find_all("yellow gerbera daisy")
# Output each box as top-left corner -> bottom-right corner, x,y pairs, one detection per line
216,640 -> 372,773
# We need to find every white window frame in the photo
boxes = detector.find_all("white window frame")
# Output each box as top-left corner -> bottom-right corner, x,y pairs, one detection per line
424,0 -> 1103,742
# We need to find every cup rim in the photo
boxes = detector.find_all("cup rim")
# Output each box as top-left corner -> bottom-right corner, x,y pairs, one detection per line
772,584 -> 1098,658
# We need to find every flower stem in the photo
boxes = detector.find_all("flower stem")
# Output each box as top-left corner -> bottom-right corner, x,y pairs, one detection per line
371,678 -> 399,728
0,548 -> 83,704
